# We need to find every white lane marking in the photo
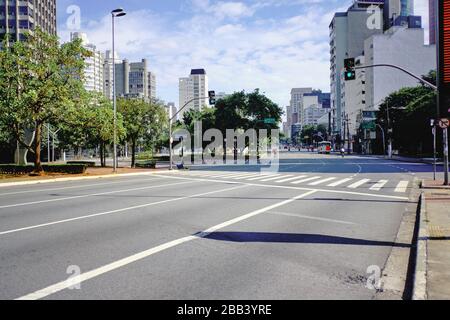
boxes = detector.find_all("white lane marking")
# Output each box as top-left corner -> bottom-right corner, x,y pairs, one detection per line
291,176 -> 322,185
308,177 -> 336,186
215,172 -> 257,179
16,190 -> 317,300
327,178 -> 352,187
395,181 -> 409,193
151,174 -> 410,200
232,173 -> 262,179
276,176 -> 306,183
246,174 -> 273,181
347,179 -> 371,189
0,180 -> 194,210
0,185 -> 247,236
0,177 -> 163,197
268,211 -> 357,225
370,180 -> 388,191
260,175 -> 290,182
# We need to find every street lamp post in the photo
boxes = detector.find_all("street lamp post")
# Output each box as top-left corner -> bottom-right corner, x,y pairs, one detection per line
376,124 -> 386,158
111,8 -> 126,173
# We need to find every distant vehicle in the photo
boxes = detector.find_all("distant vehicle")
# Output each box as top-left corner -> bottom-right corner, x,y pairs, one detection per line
318,142 -> 332,154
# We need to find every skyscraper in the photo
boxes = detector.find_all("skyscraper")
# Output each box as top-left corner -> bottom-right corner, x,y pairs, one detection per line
70,32 -> 104,93
429,0 -> 437,45
0,0 -> 57,45
103,50 -> 121,100
115,59 -> 157,102
178,69 -> 209,121
329,1 -> 384,137
384,0 -> 415,30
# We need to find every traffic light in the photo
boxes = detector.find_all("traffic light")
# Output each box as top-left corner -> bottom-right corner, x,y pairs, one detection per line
208,91 -> 216,105
344,58 -> 356,81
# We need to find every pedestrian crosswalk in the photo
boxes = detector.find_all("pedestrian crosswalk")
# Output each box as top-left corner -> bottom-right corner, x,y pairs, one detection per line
172,171 -> 411,193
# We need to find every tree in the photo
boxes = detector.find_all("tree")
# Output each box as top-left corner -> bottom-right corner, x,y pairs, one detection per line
118,98 -> 167,167
0,29 -> 89,173
376,70 -> 438,156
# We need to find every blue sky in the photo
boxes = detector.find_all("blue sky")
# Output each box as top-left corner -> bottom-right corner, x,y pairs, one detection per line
56,0 -> 429,110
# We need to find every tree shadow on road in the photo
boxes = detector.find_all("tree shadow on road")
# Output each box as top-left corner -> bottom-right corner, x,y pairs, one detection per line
200,232 -> 411,248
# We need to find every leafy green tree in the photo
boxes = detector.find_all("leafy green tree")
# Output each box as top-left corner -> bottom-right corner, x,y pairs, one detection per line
0,29 -> 89,173
376,70 -> 439,156
118,98 -> 167,167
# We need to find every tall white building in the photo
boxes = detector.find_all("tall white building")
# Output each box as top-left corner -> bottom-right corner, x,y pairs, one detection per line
288,88 -> 313,137
364,25 -> 436,110
179,69 -> 209,121
114,59 -> 157,102
103,50 -> 121,100
70,32 -> 104,93
329,1 -> 384,137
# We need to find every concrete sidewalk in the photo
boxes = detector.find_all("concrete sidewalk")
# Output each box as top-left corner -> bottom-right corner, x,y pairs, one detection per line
415,180 -> 450,300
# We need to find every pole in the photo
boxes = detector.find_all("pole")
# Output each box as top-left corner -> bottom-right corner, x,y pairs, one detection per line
433,125 -> 437,181
47,124 -> 50,163
444,128 -> 449,186
347,114 -> 351,155
169,114 -> 173,170
112,14 -> 117,173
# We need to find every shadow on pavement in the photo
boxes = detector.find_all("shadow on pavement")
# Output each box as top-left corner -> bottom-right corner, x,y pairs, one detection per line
201,232 -> 411,248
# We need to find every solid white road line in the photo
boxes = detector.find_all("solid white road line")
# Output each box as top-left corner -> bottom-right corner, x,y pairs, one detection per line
0,185 -> 247,237
260,175 -> 291,182
0,180 -> 195,210
395,181 -> 409,193
268,211 -> 356,225
370,180 -> 388,191
291,176 -> 322,185
308,177 -> 336,186
276,176 -> 306,183
0,177 -> 162,197
16,190 -> 317,300
327,178 -> 353,187
347,179 -> 371,189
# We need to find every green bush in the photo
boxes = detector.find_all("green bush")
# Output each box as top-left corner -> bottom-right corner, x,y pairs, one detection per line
0,164 -> 87,175
135,151 -> 153,161
135,160 -> 156,169
67,161 -> 96,167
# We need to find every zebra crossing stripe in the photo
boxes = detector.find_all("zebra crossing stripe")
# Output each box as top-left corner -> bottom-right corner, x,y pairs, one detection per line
261,175 -> 293,182
231,173 -> 262,179
370,180 -> 388,191
276,176 -> 306,183
291,176 -> 322,185
347,179 -> 371,189
327,178 -> 352,187
395,181 -> 409,193
308,177 -> 336,186
246,175 -> 273,181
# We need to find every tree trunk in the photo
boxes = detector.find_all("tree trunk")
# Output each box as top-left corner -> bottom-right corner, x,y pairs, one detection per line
33,122 -> 43,174
131,139 -> 136,168
99,143 -> 104,167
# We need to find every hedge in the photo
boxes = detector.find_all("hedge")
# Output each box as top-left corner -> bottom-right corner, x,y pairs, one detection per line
135,161 -> 156,169
0,164 -> 87,175
67,161 -> 96,167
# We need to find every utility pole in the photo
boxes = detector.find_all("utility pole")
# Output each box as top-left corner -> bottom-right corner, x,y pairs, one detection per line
346,113 -> 351,155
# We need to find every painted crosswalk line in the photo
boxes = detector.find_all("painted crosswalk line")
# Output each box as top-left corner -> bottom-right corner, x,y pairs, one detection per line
370,180 -> 388,191
308,177 -> 337,186
276,176 -> 307,183
395,181 -> 409,193
347,179 -> 371,189
327,178 -> 353,187
291,176 -> 322,185
261,175 -> 293,182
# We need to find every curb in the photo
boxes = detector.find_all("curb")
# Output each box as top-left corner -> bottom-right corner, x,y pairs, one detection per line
0,170 -> 175,188
412,192 -> 428,300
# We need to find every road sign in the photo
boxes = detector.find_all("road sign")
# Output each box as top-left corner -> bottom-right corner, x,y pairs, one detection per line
439,118 -> 450,129
264,118 -> 276,124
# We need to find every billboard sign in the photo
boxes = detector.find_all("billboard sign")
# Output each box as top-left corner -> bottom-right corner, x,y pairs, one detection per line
438,0 -> 450,117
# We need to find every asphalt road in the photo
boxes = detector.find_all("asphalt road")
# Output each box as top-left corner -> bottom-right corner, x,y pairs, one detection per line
0,153 -> 440,300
